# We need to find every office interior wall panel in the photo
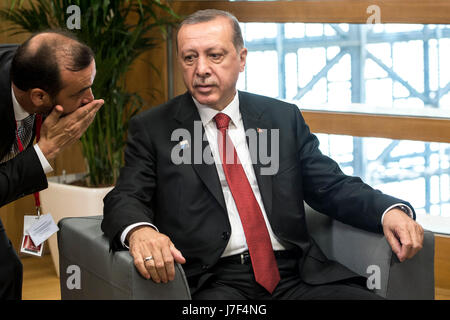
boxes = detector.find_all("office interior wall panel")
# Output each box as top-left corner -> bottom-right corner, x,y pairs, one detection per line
436,235 -> 450,295
302,111 -> 450,144
171,0 -> 450,24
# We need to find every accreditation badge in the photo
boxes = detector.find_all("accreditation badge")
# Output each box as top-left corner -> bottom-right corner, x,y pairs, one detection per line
20,215 -> 44,257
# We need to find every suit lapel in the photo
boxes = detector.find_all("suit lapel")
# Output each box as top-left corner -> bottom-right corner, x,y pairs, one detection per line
173,93 -> 227,212
239,91 -> 273,219
0,58 -> 17,159
172,92 -> 274,217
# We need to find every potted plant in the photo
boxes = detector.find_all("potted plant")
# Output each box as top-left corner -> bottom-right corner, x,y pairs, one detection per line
1,0 -> 179,275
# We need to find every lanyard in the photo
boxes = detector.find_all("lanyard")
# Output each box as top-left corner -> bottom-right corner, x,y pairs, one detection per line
15,114 -> 43,216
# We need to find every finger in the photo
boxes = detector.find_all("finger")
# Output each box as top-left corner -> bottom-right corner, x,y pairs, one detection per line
396,228 -> 413,262
67,103 -> 101,139
170,244 -> 186,264
72,113 -> 96,140
151,249 -> 169,284
407,224 -> 424,259
82,113 -> 96,132
77,101 -> 102,129
418,223 -> 424,246
86,99 -> 104,113
94,99 -> 104,110
161,245 -> 175,282
132,251 -> 150,280
385,229 -> 402,260
83,99 -> 104,118
72,99 -> 104,121
145,256 -> 162,283
43,105 -> 64,127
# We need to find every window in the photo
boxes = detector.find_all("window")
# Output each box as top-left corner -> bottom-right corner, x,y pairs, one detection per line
238,23 -> 450,111
316,134 -> 450,233
237,23 -> 450,232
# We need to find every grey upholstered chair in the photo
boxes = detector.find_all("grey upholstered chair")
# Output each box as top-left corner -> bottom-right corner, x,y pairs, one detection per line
57,205 -> 435,300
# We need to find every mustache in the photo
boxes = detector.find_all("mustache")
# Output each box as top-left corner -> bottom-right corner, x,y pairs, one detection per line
193,79 -> 218,87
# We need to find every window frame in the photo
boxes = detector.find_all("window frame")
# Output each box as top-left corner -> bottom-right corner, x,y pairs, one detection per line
170,0 -> 450,142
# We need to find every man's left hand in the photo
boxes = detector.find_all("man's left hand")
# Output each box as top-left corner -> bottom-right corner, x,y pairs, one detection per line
382,208 -> 424,262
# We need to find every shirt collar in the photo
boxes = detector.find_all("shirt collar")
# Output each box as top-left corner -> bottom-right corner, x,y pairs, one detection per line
11,86 -> 31,121
192,91 -> 241,128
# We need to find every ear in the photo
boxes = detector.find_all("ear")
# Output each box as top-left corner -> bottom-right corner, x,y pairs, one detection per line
29,88 -> 52,109
239,48 -> 247,72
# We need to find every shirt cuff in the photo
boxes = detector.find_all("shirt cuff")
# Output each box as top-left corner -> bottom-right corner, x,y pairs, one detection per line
34,144 -> 53,174
381,203 -> 414,225
120,222 -> 159,249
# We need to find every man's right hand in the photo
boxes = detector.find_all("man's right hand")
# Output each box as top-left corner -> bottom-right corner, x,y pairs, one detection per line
37,99 -> 104,160
128,226 -> 186,283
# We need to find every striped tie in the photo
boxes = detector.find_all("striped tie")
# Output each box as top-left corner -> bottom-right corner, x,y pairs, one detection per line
1,114 -> 35,163
17,114 -> 36,149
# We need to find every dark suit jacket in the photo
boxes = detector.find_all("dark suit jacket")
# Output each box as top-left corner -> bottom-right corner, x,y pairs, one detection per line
102,91 -> 415,286
0,45 -> 47,207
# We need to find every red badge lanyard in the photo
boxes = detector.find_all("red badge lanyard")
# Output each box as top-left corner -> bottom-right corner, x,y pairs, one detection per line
15,114 -> 43,216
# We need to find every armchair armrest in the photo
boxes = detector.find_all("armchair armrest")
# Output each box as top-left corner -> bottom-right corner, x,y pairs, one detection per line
304,204 -> 435,300
58,216 -> 191,300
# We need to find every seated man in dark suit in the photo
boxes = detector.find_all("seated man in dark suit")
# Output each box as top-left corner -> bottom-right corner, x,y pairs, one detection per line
102,9 -> 424,299
0,30 -> 104,299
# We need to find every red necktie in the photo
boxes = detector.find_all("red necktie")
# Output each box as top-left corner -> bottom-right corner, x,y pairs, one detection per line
214,113 -> 280,294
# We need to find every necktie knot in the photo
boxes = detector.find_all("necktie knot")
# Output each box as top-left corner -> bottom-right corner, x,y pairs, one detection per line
214,113 -> 231,131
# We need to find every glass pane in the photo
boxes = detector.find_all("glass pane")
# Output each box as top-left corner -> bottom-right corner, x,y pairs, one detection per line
392,40 -> 424,93
238,22 -> 450,113
298,48 -> 326,88
245,51 -> 279,97
315,133 -> 450,234
285,23 -> 305,39
327,54 -> 351,82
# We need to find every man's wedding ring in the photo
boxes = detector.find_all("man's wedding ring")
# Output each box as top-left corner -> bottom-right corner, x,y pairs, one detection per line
144,256 -> 153,262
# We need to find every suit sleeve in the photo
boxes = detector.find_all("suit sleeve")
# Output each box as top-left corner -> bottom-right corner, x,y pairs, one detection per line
294,107 -> 415,233
101,115 -> 158,250
0,147 -> 48,207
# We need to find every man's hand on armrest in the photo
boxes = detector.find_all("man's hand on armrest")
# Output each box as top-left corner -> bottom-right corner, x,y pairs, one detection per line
382,208 -> 424,262
127,226 -> 186,284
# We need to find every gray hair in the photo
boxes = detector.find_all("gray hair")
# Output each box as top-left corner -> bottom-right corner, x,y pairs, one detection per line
177,9 -> 244,51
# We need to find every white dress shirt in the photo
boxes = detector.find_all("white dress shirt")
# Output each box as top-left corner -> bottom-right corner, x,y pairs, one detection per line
120,91 -> 412,250
193,92 -> 289,256
11,87 -> 53,174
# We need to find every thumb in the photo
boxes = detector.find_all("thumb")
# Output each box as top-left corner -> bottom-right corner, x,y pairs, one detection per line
43,105 -> 64,128
44,105 -> 64,127
170,244 -> 186,264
